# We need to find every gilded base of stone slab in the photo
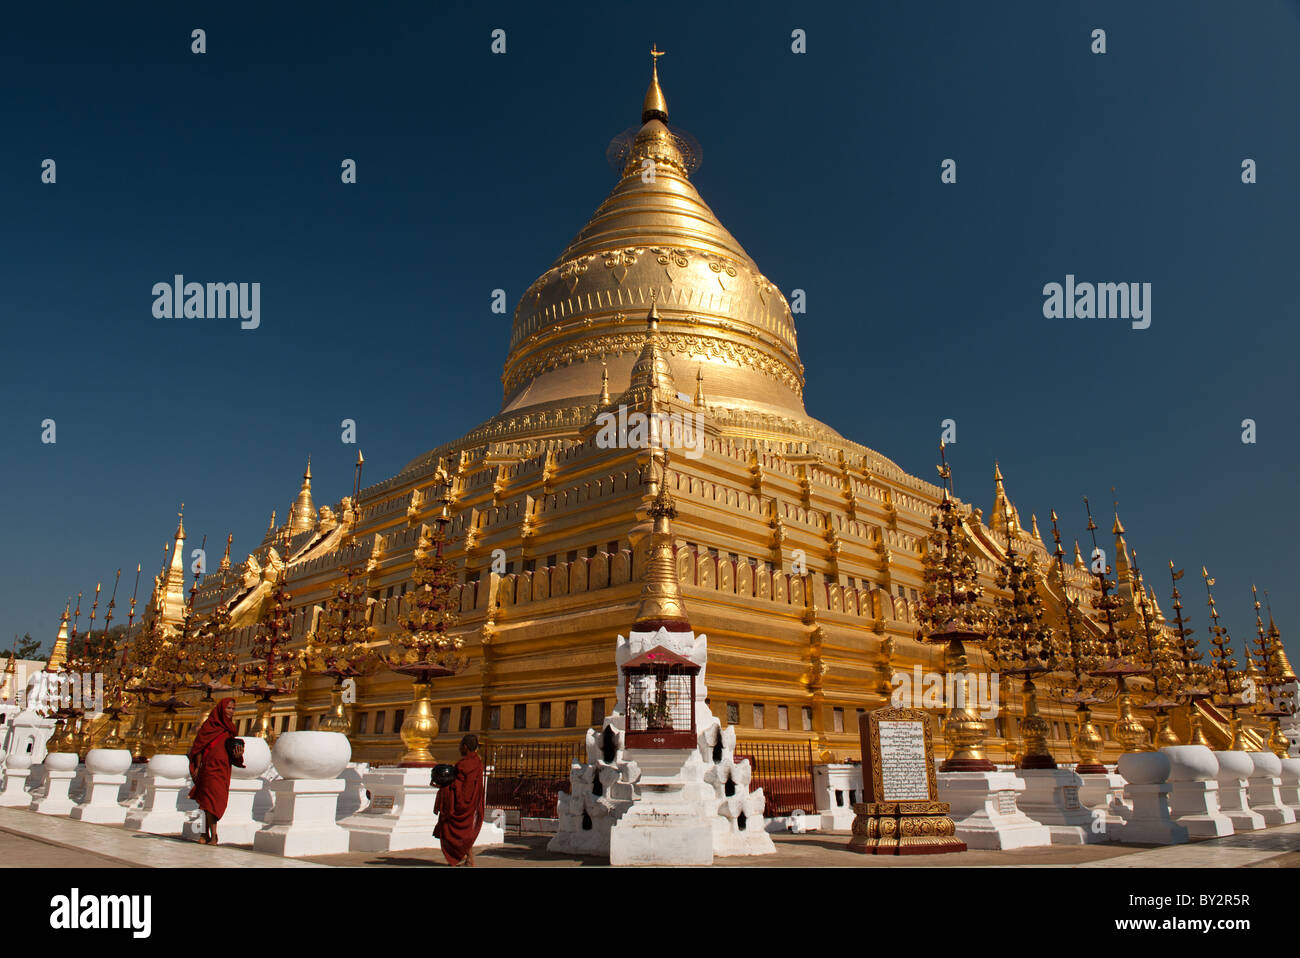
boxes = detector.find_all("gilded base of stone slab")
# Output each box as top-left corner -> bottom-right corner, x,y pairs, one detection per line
848,801 -> 967,855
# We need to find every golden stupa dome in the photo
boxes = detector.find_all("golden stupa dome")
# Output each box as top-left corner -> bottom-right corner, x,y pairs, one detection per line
399,51 -> 909,478
498,53 -> 806,425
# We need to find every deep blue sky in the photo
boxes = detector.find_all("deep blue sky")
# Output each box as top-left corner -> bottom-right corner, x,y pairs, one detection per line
2,1 -> 1296,665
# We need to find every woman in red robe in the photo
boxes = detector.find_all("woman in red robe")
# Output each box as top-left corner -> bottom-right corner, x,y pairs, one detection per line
187,698 -> 243,845
433,735 -> 486,866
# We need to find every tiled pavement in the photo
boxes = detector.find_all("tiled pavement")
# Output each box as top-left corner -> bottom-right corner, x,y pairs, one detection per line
2,806 -> 1298,867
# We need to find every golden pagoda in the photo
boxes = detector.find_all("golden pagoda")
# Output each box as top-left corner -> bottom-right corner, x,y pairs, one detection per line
108,50 -> 1261,767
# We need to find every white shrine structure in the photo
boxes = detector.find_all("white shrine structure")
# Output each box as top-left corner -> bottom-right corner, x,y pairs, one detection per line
550,472 -> 775,864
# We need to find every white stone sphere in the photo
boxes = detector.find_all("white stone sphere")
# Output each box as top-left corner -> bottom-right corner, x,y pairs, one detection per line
1116,750 -> 1170,785
271,731 -> 351,780
1248,751 -> 1282,779
1280,757 -> 1300,784
148,753 -> 191,780
232,736 -> 272,779
85,748 -> 132,775
1161,745 -> 1218,782
1213,750 -> 1255,782
44,751 -> 79,773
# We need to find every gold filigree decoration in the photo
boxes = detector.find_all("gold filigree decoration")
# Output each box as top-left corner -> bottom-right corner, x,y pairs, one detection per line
502,328 -> 806,397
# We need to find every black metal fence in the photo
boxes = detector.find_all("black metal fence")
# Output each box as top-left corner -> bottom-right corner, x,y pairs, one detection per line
482,741 -> 585,820
736,740 -> 817,818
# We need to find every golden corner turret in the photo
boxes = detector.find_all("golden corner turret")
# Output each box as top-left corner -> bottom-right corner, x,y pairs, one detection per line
289,458 -> 316,535
46,602 -> 71,672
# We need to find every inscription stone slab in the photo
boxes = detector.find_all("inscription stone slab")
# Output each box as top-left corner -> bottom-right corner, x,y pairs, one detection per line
850,706 -> 965,855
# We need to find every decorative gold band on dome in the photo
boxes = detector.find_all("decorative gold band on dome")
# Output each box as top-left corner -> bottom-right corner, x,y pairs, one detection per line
502,325 -> 806,401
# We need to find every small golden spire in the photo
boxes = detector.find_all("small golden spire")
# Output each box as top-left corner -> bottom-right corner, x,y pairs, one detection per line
1073,539 -> 1086,570
694,367 -> 706,409
642,44 -> 668,124
219,532 -> 233,571
47,601 -> 71,671
1112,502 -> 1130,576
175,503 -> 186,541
634,458 -> 690,631
289,458 -> 316,535
1030,513 -> 1042,542
599,362 -> 610,406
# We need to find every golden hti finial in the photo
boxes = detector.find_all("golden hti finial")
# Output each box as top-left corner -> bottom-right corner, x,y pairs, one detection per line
219,533 -> 233,572
634,455 -> 690,632
290,456 -> 316,534
175,503 -> 186,541
643,44 -> 668,124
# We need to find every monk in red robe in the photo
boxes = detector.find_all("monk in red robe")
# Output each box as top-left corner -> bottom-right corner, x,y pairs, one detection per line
187,698 -> 244,845
433,735 -> 486,866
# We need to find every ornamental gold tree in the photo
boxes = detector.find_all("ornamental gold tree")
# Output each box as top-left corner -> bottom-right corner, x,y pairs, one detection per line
123,600 -> 170,762
300,549 -> 378,736
188,600 -> 237,709
1167,563 -> 1213,746
918,445 -> 995,771
1082,499 -> 1150,752
63,582 -> 105,757
1250,586 -> 1292,757
386,489 -> 465,766
1129,551 -> 1181,748
1046,510 -> 1109,773
989,510 -> 1059,769
1202,567 -> 1251,750
238,565 -> 299,745
99,565 -> 144,751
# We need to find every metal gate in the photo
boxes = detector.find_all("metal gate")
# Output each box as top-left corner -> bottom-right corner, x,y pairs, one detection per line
736,741 -> 816,818
482,741 -> 585,821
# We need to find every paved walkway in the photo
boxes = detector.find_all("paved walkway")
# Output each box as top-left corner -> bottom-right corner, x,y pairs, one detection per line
1,807 -> 1297,868
0,808 -> 324,868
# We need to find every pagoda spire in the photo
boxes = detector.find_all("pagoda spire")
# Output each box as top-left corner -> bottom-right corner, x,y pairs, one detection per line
694,367 -> 706,409
633,456 -> 690,632
599,362 -> 610,406
47,601 -> 71,671
989,461 -> 1022,536
289,457 -> 315,534
1073,539 -> 1086,571
1265,594 -> 1296,681
642,44 -> 668,124
1112,504 -> 1131,579
219,532 -> 233,572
